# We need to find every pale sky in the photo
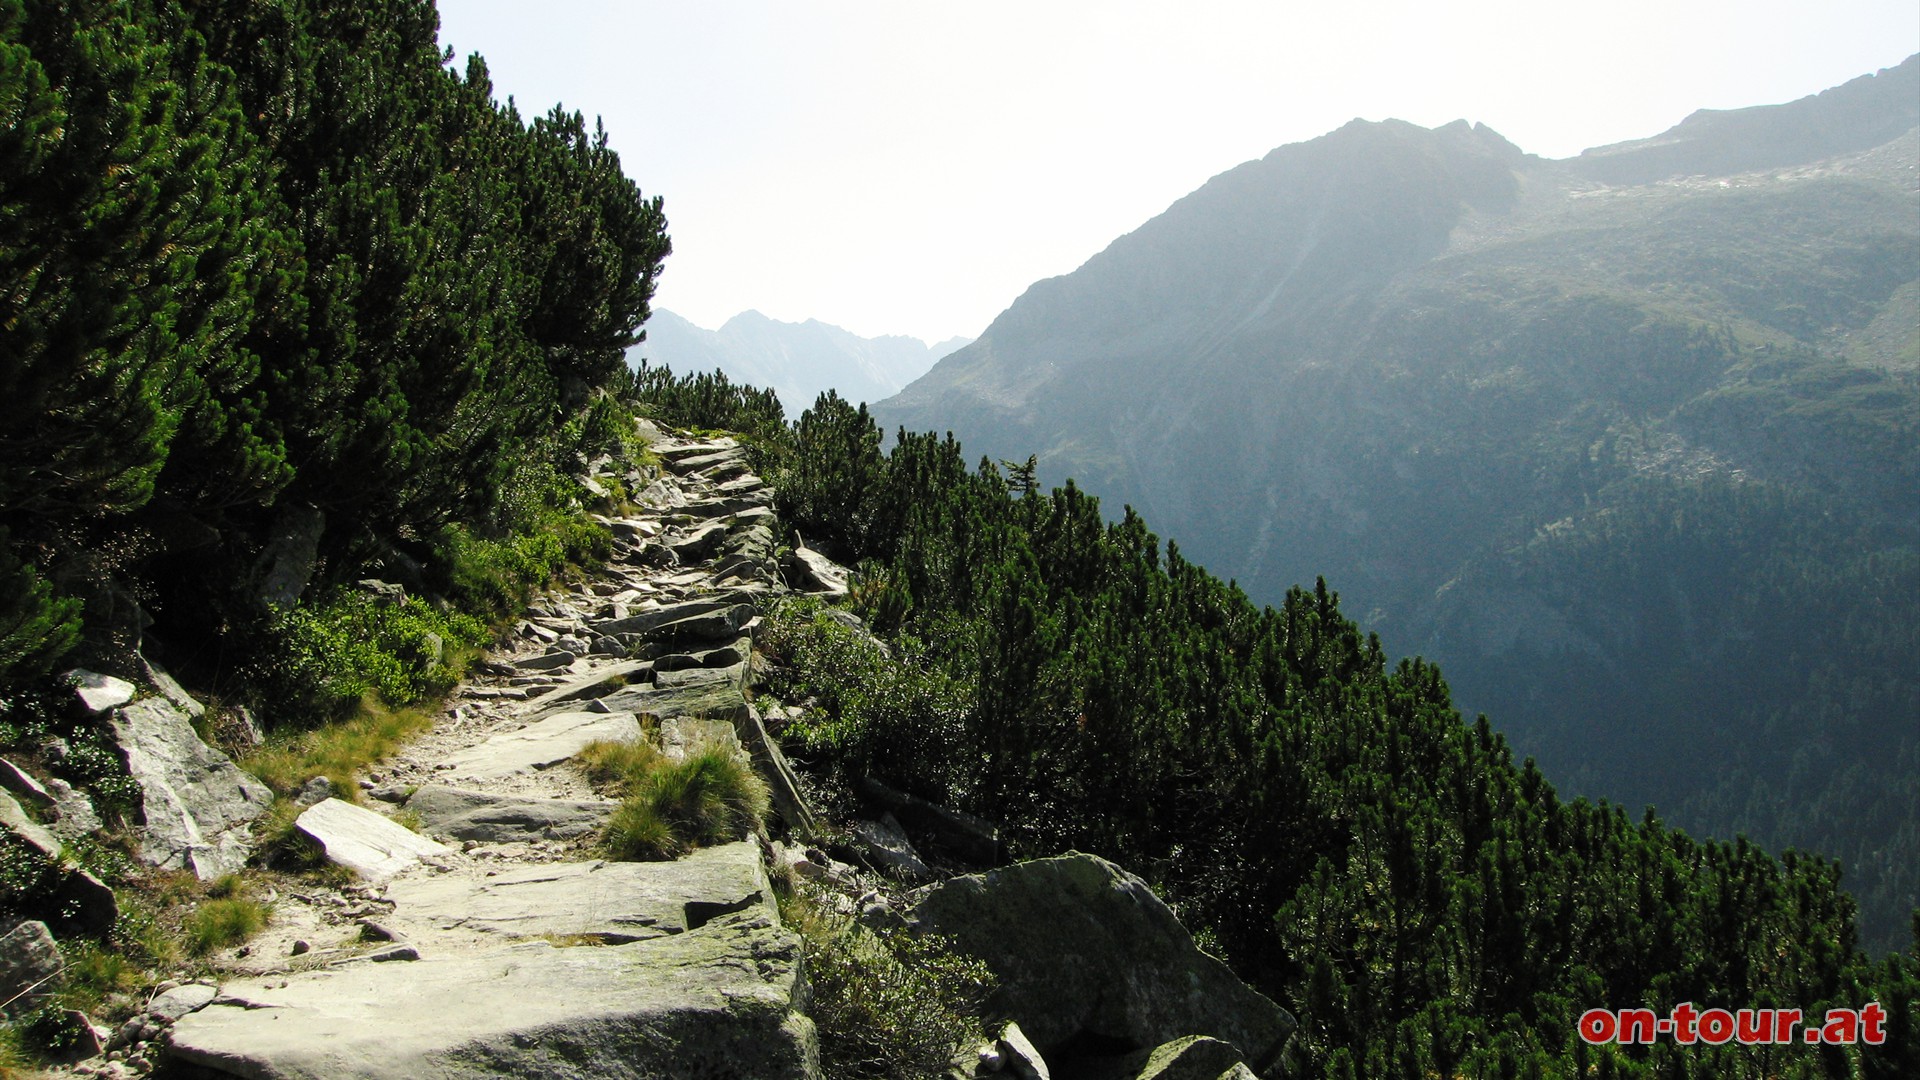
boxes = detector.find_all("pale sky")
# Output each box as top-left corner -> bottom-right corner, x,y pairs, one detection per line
437,1 -> 1919,345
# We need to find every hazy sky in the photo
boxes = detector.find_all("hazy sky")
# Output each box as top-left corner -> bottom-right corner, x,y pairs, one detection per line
436,1 -> 1918,345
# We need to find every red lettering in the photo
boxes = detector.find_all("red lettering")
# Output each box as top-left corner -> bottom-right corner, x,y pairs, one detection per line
1578,1009 -> 1616,1044
1671,1002 -> 1699,1044
1697,1008 -> 1734,1044
1861,1002 -> 1886,1044
1736,1008 -> 1770,1043
1821,1009 -> 1859,1044
1618,1008 -> 1658,1044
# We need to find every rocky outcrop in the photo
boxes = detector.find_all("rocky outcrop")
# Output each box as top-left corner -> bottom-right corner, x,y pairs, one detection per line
111,697 -> 272,879
910,853 -> 1294,1075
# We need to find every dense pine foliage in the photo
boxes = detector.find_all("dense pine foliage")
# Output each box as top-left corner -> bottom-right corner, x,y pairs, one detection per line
753,392 -> 1919,1078
0,0 -> 666,699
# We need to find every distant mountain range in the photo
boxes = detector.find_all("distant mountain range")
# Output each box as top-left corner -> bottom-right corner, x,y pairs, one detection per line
628,309 -> 971,416
877,55 -> 1920,952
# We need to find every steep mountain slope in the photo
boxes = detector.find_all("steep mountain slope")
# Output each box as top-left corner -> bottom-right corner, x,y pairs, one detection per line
631,309 -> 970,415
876,55 -> 1920,952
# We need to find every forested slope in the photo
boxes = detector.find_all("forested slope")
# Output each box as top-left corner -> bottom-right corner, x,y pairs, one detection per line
1,0 -> 666,699
700,386 -> 1919,1079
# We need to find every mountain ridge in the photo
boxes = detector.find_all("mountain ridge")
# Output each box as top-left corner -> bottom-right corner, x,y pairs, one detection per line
874,56 -> 1920,953
632,308 -> 971,416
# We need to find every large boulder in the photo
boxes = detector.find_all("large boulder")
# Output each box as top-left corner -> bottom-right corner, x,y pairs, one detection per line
111,697 -> 273,879
908,853 -> 1294,1074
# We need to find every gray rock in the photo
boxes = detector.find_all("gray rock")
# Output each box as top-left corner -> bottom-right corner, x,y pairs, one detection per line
652,663 -> 746,690
658,717 -> 743,762
738,706 -> 819,842
292,776 -> 335,808
168,904 -> 818,1079
512,650 -> 576,673
0,791 -> 117,934
439,710 -> 642,780
857,776 -> 1000,866
851,814 -> 931,882
139,656 -> 207,719
908,853 -> 1294,1071
253,502 -> 324,612
111,697 -> 273,879
1216,1066 -> 1259,1079
147,982 -> 218,1022
998,1021 -> 1050,1080
667,519 -> 732,563
1120,1036 -> 1248,1080
43,777 -> 103,842
597,681 -> 751,725
0,758 -> 52,809
388,843 -> 769,943
293,798 -> 452,882
785,546 -> 851,596
0,920 -> 62,1018
643,603 -> 759,646
593,596 -> 751,638
67,669 -> 136,714
404,786 -> 614,843
652,437 -> 739,461
526,659 -> 652,710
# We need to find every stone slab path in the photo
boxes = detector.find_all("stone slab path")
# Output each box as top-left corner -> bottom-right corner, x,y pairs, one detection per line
163,434 -> 828,1079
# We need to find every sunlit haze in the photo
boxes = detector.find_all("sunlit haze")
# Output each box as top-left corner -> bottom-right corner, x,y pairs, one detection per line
436,1 -> 1919,345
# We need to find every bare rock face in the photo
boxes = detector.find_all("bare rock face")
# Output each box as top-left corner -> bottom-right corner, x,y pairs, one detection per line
908,853 -> 1295,1075
111,697 -> 272,879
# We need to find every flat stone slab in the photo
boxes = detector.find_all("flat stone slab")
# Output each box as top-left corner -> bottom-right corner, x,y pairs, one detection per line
528,660 -> 652,711
385,844 -> 769,944
652,663 -> 745,691
597,682 -> 749,724
166,917 -> 819,1079
405,786 -> 614,843
295,799 -> 451,882
440,710 -> 642,779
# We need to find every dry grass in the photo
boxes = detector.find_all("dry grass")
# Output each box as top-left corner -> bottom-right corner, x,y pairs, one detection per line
241,694 -> 434,797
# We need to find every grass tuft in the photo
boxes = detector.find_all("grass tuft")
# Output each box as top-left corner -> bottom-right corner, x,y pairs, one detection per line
184,897 -> 269,956
579,738 -> 769,861
242,695 -> 433,798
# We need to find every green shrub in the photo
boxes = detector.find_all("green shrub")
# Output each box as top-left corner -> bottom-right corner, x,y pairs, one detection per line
760,599 -> 977,805
184,897 -> 269,955
584,740 -> 769,860
252,590 -> 487,723
784,893 -> 994,1079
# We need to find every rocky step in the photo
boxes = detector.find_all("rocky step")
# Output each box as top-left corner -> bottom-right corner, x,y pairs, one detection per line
438,710 -> 643,780
404,786 -> 616,844
166,844 -> 818,1079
